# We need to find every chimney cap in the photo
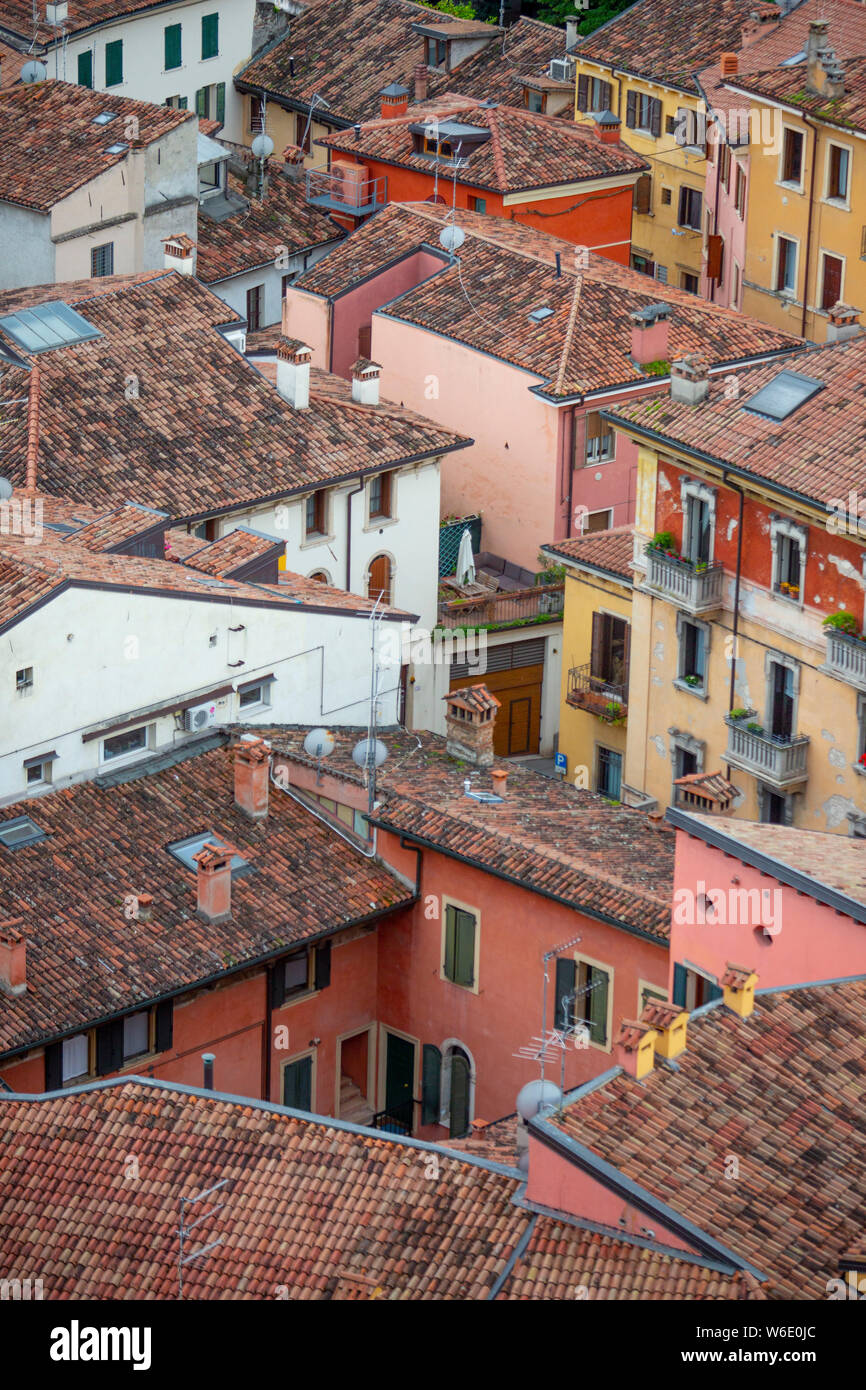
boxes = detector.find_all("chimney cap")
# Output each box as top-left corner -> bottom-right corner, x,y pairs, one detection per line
630,301 -> 672,325
671,352 -> 709,379
277,335 -> 312,364
193,840 -> 232,870
828,301 -> 861,326
351,356 -> 381,378
721,963 -> 757,990
379,82 -> 410,97
444,683 -> 501,715
594,109 -> 620,126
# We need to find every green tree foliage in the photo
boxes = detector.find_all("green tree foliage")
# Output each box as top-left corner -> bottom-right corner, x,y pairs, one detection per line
532,0 -> 634,36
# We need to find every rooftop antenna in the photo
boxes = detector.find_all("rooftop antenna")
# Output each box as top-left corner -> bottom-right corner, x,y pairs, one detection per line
512,935 -> 605,1100
251,129 -> 275,201
177,1176 -> 229,1300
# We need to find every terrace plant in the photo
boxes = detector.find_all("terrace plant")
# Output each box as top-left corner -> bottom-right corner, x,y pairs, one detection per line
823,610 -> 863,639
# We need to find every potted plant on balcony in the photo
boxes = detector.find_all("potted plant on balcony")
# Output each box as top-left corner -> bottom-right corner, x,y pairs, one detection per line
823,610 -> 865,642
598,700 -> 626,726
647,531 -> 676,557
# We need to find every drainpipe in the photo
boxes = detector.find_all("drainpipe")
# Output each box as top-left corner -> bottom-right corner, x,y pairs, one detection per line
724,473 -> 745,777
564,403 -> 580,537
709,122 -> 722,305
345,474 -> 365,592
800,114 -> 818,340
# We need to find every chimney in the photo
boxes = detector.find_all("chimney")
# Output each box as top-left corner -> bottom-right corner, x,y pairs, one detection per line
379,82 -> 409,119
630,302 -> 671,366
640,998 -> 687,1061
490,767 -> 507,798
594,110 -> 621,144
670,353 -> 709,404
162,234 -> 197,277
25,363 -> 40,496
351,357 -> 381,405
721,963 -> 758,1019
565,16 -> 579,50
719,52 -> 738,78
806,22 -> 845,98
444,683 -> 500,767
136,892 -> 153,923
614,1018 -> 657,1080
193,842 -> 233,923
0,920 -> 26,996
826,302 -> 863,343
276,336 -> 312,409
234,734 -> 270,819
202,1052 -> 215,1090
414,63 -> 428,102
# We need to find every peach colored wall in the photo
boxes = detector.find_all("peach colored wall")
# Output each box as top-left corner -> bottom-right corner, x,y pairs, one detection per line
282,287 -> 331,367
670,830 -> 866,991
331,249 -> 445,380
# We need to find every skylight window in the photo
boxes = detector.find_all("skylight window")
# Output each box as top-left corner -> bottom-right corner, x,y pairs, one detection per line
743,370 -> 824,421
92,111 -> 118,125
528,306 -> 554,324
105,142 -> 129,155
0,815 -> 47,849
167,831 -> 249,876
0,302 -> 102,355
188,573 -> 231,588
779,49 -> 806,66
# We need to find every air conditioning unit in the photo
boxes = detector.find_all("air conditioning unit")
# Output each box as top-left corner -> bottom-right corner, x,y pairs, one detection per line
549,57 -> 576,82
184,702 -> 217,732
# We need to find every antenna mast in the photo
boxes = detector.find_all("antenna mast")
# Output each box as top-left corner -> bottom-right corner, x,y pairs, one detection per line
177,1178 -> 229,1300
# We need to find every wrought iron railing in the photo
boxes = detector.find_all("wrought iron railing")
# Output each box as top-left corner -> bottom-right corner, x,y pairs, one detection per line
566,663 -> 628,720
370,1100 -> 414,1135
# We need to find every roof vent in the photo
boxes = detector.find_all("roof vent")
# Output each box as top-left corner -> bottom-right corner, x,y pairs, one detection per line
528,306 -> 554,324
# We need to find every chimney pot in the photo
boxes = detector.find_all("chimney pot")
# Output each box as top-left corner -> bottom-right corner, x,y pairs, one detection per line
351,358 -> 381,406
721,963 -> 758,1019
136,892 -> 153,923
614,1019 -> 657,1080
379,83 -> 409,120
594,110 -> 621,144
193,842 -> 233,923
202,1052 -> 215,1090
826,302 -> 862,341
234,735 -> 270,819
276,336 -> 312,409
490,767 -> 508,798
670,352 -> 709,404
0,921 -> 26,996
414,63 -> 428,102
719,51 -> 738,77
162,234 -> 197,276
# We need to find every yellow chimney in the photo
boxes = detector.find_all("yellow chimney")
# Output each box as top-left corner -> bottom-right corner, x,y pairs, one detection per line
641,998 -> 688,1060
615,1019 -> 658,1080
721,963 -> 758,1019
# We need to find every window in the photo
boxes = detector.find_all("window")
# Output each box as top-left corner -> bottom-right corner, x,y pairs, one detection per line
672,963 -> 722,1010
640,981 -> 668,1013
283,1053 -> 313,1109
576,958 -> 611,1045
678,618 -> 707,690
443,903 -> 477,988
633,173 -> 652,215
826,143 -> 850,202
781,127 -> 804,186
164,23 -> 182,70
734,166 -> 746,217
625,90 -> 661,137
62,1033 -> 91,1083
468,195 -> 486,213
761,788 -> 787,824
719,143 -> 731,192
684,490 -> 712,564
91,243 -> 114,277
105,39 -> 123,87
250,96 -> 264,134
369,471 -> 392,520
821,253 -> 843,311
201,12 -> 219,59
77,50 -> 93,88
584,412 -> 615,462
196,85 -> 211,118
25,760 -> 52,786
102,724 -> 149,762
166,94 -> 188,109
123,1011 -> 150,1061
238,680 -> 271,710
577,75 -> 612,113
677,186 -> 702,230
590,611 -> 629,688
271,943 -> 331,1010
680,271 -> 699,295
296,113 -> 312,154
771,517 -> 806,600
631,253 -> 655,277
305,488 -> 327,538
586,507 -> 613,532
674,744 -> 699,781
0,815 -> 46,849
246,284 -> 263,332
367,553 -> 392,604
654,264 -> 668,284
283,950 -> 311,999
426,37 -> 447,67
526,89 -> 544,112
661,186 -> 672,206
596,746 -> 622,800
769,660 -> 795,739
732,260 -> 741,308
199,159 -> 221,193
16,666 -> 33,693
308,569 -> 329,584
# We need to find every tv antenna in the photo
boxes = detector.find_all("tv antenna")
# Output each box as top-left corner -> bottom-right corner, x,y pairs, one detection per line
177,1177 -> 229,1300
512,935 -> 604,1106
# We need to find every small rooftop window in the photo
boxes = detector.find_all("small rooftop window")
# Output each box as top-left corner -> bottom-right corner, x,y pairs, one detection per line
105,142 -> 128,155
167,831 -> 249,876
188,573 -> 231,588
528,306 -> 554,324
92,111 -> 118,125
0,301 -> 102,354
779,50 -> 806,66
743,369 -> 824,421
0,815 -> 47,849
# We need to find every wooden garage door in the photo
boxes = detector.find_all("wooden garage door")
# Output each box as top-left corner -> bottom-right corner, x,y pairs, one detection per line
450,662 -> 543,757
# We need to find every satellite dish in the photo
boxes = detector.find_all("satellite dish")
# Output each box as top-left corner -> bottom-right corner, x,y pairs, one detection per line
0,476 -> 13,501
516,1079 -> 562,1121
251,133 -> 275,160
303,727 -> 335,759
20,60 -> 47,84
439,224 -> 465,253
352,737 -> 388,770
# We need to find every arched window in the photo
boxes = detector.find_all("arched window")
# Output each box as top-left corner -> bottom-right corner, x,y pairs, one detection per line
439,1041 -> 474,1138
308,570 -> 330,584
366,553 -> 392,605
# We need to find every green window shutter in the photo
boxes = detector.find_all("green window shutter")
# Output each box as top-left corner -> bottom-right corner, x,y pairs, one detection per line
672,963 -> 688,1007
587,966 -> 609,1045
454,910 -> 476,988
449,1054 -> 471,1138
77,50 -> 93,88
215,81 -> 225,125
105,39 -> 123,88
178,96 -> 188,110
283,1056 -> 312,1110
554,957 -> 576,1031
164,24 -> 182,71
421,1044 -> 442,1125
195,87 -> 207,118
201,12 -> 219,59
444,905 -> 457,981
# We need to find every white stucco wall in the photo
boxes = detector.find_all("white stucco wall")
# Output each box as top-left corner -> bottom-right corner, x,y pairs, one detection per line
0,204 -> 55,290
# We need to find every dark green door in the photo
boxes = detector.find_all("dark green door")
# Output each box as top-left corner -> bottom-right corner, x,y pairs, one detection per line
384,1032 -> 415,1134
449,1052 -> 471,1138
283,1055 -> 312,1110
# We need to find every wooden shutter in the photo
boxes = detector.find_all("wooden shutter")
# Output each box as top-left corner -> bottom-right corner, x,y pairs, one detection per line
634,173 -> 652,214
202,12 -> 218,59
314,941 -> 331,991
44,1040 -> 63,1091
77,50 -> 93,88
105,40 -> 122,87
588,967 -> 609,1044
283,1056 -> 312,1109
622,622 -> 631,693
154,1000 -> 173,1053
195,87 -> 207,118
449,1055 -> 471,1138
577,74 -> 589,112
625,89 -> 637,129
454,910 -> 475,987
706,234 -> 723,281
590,611 -> 604,679
96,1019 -> 123,1076
650,98 -> 661,138
421,1044 -> 442,1125
269,962 -> 286,1009
444,905 -> 457,981
165,23 -> 181,70
216,82 -> 226,125
822,255 -> 843,310
672,963 -> 688,1007
554,957 -> 576,1030
599,80 -> 612,111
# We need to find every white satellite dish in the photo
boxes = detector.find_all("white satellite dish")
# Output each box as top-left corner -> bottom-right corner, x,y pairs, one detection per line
516,1079 -> 562,1121
439,224 -> 465,253
251,133 -> 275,160
303,728 -> 335,759
20,60 -> 47,84
352,737 -> 388,770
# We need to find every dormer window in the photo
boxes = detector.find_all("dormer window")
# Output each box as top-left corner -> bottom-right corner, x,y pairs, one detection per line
426,37 -> 447,68
199,161 -> 222,196
524,87 -> 545,113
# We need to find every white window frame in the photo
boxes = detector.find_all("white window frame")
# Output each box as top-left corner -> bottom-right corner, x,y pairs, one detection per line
237,679 -> 272,714
100,722 -> 155,765
364,469 -> 398,530
774,232 -> 799,297
674,611 -> 711,697
769,515 -> 807,607
680,477 -> 717,565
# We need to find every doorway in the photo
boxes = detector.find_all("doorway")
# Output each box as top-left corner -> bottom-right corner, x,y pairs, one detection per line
382,1031 -> 415,1134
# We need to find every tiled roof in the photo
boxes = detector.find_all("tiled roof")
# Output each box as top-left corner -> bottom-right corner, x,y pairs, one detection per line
543,526 -> 634,582
0,0 -> 168,39
183,526 -> 283,578
272,728 -> 676,942
318,98 -> 648,194
0,740 -> 413,1056
196,165 -> 342,284
672,770 -> 739,806
730,52 -> 866,134
237,0 -> 564,123
575,0 -> 777,94
0,271 -> 470,519
294,202 -> 801,398
0,1077 -> 760,1299
548,978 -> 866,1298
0,79 -> 193,212
56,502 -> 169,553
605,334 -> 866,509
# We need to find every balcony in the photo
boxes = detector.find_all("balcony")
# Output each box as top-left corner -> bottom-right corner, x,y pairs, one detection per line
437,583 -> 564,630
306,166 -> 387,216
723,711 -> 809,788
824,629 -> 866,691
643,545 -> 725,616
566,664 -> 627,723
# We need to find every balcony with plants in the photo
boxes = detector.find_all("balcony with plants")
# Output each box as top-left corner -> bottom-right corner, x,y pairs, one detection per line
723,707 -> 809,788
566,665 -> 627,724
822,611 -> 866,691
642,531 -> 725,616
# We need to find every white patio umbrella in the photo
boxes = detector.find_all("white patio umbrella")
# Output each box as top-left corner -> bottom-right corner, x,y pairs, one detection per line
455,528 -> 476,586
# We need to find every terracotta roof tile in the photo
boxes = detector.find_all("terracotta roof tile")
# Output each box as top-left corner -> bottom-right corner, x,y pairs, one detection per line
196,165 -> 343,285
544,525 -> 635,581
730,51 -> 866,134
0,0 -> 169,39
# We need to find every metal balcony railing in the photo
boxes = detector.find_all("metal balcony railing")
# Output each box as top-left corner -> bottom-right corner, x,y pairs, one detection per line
566,663 -> 628,721
437,583 -> 564,630
723,712 -> 809,787
824,630 -> 866,690
305,166 -> 388,215
643,547 -> 725,615
370,1100 -> 413,1136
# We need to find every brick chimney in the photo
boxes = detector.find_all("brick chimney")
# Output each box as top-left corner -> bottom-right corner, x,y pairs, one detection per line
490,767 -> 507,798
276,336 -> 312,409
379,83 -> 409,119
193,842 -> 233,923
630,302 -> 671,366
670,353 -> 709,404
614,1018 -> 657,1080
234,734 -> 270,819
444,684 -> 500,767
351,357 -> 381,405
594,110 -> 621,144
826,302 -> 863,343
719,52 -> 738,77
0,920 -> 26,996
162,234 -> 197,276
414,63 -> 428,102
